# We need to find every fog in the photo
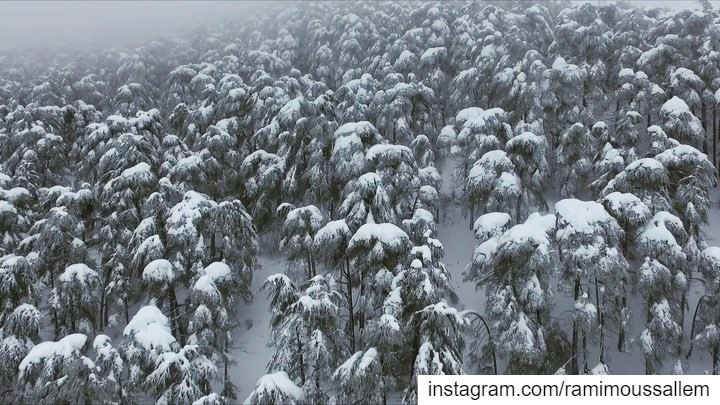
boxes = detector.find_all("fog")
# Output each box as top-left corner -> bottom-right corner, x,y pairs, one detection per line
0,1 -> 717,52
0,1 -> 276,51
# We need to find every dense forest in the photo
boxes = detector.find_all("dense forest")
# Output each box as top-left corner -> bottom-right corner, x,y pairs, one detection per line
2,1 -> 720,404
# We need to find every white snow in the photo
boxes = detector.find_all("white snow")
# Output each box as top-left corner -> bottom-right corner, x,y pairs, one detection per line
349,223 -> 409,250
123,305 -> 176,351
601,192 -> 651,224
661,96 -> 691,117
500,212 -> 556,248
58,263 -> 98,284
193,275 -> 220,298
19,333 -> 87,374
365,143 -> 412,162
455,107 -> 484,126
203,261 -> 231,283
0,200 -> 17,215
143,259 -> 175,284
244,371 -> 303,404
555,199 -> 616,242
334,121 -> 378,140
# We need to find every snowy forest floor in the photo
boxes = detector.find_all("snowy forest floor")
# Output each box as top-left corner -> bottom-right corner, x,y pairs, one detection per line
231,158 -> 720,398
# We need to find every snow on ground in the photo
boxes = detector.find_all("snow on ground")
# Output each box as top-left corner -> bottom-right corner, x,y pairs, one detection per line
231,161 -> 720,393
233,254 -> 284,399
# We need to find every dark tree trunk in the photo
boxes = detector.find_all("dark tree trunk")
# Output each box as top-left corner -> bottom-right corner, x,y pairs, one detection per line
714,105 -> 718,173
570,278 -> 581,375
124,296 -> 130,325
345,257 -> 356,353
297,330 -> 305,384
617,294 -> 627,352
687,296 -> 707,359
359,271 -> 365,331
469,200 -> 475,230
168,287 -> 185,345
99,291 -> 105,331
679,290 -> 687,356
595,277 -> 605,363
224,339 -> 230,388
582,333 -> 588,373
53,307 -> 59,338
703,100 -> 709,153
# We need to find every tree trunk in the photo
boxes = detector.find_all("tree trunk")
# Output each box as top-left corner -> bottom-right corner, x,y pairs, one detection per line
703,100 -> 709,153
582,332 -> 588,373
595,277 -> 605,363
307,250 -> 313,279
570,278 -> 580,375
359,271 -> 365,331
99,291 -> 105,331
380,352 -> 387,405
168,287 -> 185,345
224,338 -> 230,388
679,290 -> 687,356
53,307 -> 59,338
69,300 -> 76,333
617,294 -> 627,352
687,296 -> 707,359
469,200 -> 475,230
124,296 -> 130,325
345,257 -> 356,353
297,330 -> 305,385
714,105 -> 718,174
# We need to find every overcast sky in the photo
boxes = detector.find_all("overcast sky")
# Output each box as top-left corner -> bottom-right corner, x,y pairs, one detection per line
0,1 -> 715,52
0,1 -> 275,51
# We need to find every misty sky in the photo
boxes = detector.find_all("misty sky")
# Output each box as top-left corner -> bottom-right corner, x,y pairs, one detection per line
0,1 -> 276,51
0,1 -> 716,52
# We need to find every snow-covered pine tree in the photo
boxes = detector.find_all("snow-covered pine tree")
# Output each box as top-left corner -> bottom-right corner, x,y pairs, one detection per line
279,205 -> 325,279
555,123 -> 593,199
17,333 -> 100,404
659,96 -> 706,149
52,263 -> 100,335
0,303 -> 39,398
555,199 -> 626,373
121,304 -> 178,389
466,213 -> 556,373
332,348 -> 384,405
264,274 -> 343,399
145,344 -> 218,405
347,223 -> 411,334
244,371 -> 304,405
206,200 -> 258,302
693,247 -> 720,374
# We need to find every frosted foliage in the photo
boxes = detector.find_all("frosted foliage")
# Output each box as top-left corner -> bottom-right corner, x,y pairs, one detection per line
244,371 -> 303,405
473,212 -> 512,242
203,261 -> 231,283
143,259 -> 175,284
601,192 -> 651,227
19,333 -> 87,375
59,263 -> 97,284
124,305 -> 176,352
4,0 -> 720,397
555,199 -> 620,245
167,191 -> 216,243
332,348 -> 384,405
